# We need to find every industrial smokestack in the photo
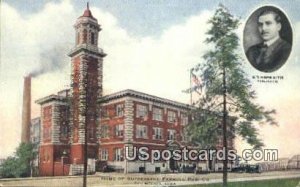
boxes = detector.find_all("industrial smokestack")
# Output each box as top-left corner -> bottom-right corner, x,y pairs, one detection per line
21,75 -> 31,143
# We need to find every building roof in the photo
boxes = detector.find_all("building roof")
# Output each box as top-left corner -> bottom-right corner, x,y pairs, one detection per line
35,94 -> 68,105
35,89 -> 191,110
101,89 -> 192,110
79,2 -> 96,20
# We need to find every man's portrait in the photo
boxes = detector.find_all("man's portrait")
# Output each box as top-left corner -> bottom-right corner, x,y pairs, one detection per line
244,6 -> 292,73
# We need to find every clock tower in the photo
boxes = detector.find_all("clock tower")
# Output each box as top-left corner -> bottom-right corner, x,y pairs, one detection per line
68,3 -> 106,164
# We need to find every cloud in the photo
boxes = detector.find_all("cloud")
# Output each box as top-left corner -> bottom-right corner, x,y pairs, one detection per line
0,0 -> 75,157
97,9 -> 213,100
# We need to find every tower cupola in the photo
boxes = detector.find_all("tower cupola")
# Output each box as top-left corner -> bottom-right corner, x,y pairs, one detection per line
69,2 -> 105,57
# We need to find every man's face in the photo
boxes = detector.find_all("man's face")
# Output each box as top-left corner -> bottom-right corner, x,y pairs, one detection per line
258,13 -> 281,41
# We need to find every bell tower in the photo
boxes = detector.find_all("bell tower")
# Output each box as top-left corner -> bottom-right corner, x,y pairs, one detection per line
68,3 -> 106,164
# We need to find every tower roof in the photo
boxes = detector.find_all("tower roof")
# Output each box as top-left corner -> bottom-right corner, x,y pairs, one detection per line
80,2 -> 96,20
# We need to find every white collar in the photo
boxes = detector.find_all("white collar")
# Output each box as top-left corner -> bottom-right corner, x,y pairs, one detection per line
264,35 -> 280,47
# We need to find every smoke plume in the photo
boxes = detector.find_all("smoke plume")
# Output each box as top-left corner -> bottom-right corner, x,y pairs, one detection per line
29,45 -> 69,77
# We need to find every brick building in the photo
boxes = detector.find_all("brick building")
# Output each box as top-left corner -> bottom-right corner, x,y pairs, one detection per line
98,89 -> 191,173
35,5 -> 234,176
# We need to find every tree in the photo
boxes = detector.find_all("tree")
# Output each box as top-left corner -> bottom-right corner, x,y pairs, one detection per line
0,143 -> 36,178
186,4 -> 277,187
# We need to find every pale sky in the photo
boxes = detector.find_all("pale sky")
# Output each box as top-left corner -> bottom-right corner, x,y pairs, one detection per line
0,0 -> 299,160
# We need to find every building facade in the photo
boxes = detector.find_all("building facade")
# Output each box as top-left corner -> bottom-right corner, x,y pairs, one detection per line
98,89 -> 191,173
35,5 -> 234,176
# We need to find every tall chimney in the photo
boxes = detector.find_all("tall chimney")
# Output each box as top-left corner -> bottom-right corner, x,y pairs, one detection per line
21,75 -> 31,143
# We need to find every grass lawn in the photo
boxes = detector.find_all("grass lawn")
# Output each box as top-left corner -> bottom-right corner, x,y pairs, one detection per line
183,177 -> 300,187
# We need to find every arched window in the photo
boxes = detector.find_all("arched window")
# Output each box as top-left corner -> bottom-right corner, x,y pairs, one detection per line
83,29 -> 87,43
91,32 -> 95,45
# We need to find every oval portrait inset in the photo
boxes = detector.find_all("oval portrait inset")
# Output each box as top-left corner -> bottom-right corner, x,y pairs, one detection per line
243,6 -> 292,73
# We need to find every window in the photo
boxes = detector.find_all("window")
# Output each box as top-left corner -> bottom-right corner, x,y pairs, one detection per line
32,123 -> 40,142
61,125 -> 68,138
114,148 -> 123,161
167,129 -> 176,140
153,107 -> 163,121
181,129 -> 190,142
153,128 -> 163,140
115,124 -> 124,137
101,107 -> 108,118
167,111 -> 176,123
116,104 -> 124,117
88,126 -> 95,139
181,113 -> 188,126
136,104 -> 148,118
101,125 -> 109,138
136,125 -> 148,139
101,149 -> 108,161
31,123 -> 40,143
91,32 -> 95,45
83,29 -> 87,43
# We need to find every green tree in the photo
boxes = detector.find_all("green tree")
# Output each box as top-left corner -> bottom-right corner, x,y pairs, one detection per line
0,143 -> 36,178
186,4 -> 277,187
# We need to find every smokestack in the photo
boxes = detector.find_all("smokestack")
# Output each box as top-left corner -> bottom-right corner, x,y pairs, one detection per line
21,75 -> 31,143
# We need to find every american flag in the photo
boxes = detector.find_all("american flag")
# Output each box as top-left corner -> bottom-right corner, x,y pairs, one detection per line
182,69 -> 203,95
190,70 -> 203,95
191,72 -> 201,86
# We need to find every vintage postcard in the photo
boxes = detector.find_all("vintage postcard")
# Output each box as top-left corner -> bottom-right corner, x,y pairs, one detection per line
0,0 -> 299,186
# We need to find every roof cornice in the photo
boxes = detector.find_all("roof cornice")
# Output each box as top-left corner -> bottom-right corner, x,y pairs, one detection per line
99,89 -> 192,110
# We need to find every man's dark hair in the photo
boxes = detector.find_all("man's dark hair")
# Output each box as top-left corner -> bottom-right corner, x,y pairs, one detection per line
258,9 -> 282,23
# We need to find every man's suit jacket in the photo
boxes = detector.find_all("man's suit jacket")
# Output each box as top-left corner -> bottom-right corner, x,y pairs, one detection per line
246,38 -> 291,72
